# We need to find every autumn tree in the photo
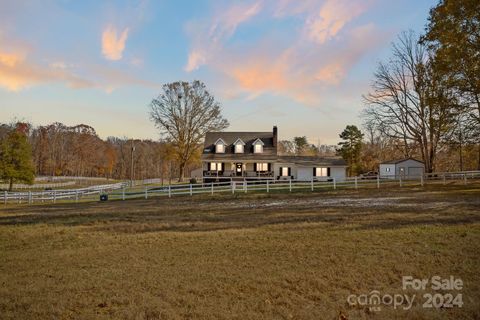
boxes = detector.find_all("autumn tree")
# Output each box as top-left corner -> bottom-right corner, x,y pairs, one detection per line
422,0 -> 480,168
0,128 -> 35,191
337,125 -> 364,176
149,81 -> 229,181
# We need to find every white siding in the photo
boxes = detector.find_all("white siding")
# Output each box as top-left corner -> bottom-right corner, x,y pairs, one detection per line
330,167 -> 346,181
297,167 -> 313,181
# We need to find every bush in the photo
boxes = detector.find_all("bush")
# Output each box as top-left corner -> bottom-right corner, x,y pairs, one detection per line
190,178 -> 197,184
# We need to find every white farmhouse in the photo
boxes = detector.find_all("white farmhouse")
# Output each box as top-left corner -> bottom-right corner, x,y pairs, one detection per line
201,126 -> 347,182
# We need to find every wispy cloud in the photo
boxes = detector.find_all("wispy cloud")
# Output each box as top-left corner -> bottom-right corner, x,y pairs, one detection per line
101,25 -> 129,61
0,49 -> 93,91
184,1 -> 262,72
184,0 -> 382,105
0,38 -> 156,93
303,0 -> 368,44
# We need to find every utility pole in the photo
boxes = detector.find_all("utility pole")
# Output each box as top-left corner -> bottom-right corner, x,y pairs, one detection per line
130,140 -> 135,184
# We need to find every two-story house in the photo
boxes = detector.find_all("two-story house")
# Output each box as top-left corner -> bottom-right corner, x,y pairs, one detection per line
201,126 -> 347,182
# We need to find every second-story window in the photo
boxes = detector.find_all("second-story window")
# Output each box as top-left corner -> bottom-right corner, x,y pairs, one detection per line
252,138 -> 264,154
215,139 -> 226,153
235,144 -> 244,153
216,144 -> 225,153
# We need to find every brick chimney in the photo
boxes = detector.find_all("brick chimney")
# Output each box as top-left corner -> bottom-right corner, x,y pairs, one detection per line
273,126 -> 278,147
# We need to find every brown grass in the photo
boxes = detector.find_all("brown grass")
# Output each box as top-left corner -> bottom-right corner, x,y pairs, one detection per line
0,183 -> 479,319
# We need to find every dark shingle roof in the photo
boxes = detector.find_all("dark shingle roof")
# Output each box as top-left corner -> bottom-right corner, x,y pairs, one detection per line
380,158 -> 424,165
277,156 -> 347,166
203,131 -> 275,155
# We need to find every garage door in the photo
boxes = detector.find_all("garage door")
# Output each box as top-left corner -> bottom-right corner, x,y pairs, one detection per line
297,168 -> 312,181
408,167 -> 423,177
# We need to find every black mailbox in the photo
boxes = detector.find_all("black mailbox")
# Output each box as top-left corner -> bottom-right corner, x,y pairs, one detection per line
100,194 -> 108,201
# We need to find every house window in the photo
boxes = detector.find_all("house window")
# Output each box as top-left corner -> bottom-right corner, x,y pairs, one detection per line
315,167 -> 328,177
256,163 -> 268,171
386,167 -> 391,172
235,144 -> 244,153
215,144 -> 225,153
210,162 -> 223,171
254,144 -> 263,153
281,167 -> 289,176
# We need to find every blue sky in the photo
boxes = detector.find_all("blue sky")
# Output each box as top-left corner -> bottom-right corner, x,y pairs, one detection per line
0,0 -> 437,144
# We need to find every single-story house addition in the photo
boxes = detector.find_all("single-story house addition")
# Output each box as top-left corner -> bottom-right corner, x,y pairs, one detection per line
379,158 -> 425,179
200,126 -> 347,182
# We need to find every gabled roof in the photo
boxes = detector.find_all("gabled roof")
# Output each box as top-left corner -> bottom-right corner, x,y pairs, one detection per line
380,157 -> 424,165
252,138 -> 264,145
214,138 -> 226,145
233,138 -> 245,145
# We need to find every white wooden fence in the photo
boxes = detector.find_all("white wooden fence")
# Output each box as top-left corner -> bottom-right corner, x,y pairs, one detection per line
0,181 -> 76,190
1,182 -> 127,205
2,171 -> 479,205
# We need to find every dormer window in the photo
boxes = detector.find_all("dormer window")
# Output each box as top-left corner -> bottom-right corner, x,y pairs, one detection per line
252,138 -> 264,154
214,138 -> 226,153
233,138 -> 245,154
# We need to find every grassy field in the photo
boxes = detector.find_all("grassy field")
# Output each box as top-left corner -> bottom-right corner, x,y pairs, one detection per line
0,182 -> 479,319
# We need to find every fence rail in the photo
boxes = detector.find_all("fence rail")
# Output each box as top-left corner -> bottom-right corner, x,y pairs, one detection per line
2,170 -> 479,205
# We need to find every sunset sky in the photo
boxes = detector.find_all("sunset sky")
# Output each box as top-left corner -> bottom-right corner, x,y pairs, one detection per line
0,0 -> 437,144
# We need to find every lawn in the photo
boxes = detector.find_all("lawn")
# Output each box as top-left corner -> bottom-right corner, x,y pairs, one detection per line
0,183 -> 479,319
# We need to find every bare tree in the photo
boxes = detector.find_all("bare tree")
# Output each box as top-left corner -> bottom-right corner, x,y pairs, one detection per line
149,81 -> 229,181
363,31 -> 456,172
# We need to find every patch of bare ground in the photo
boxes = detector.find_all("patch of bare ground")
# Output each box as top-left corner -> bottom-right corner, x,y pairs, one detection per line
0,183 -> 479,319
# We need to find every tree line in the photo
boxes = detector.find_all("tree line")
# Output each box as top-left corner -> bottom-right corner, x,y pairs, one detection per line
0,122 -> 200,186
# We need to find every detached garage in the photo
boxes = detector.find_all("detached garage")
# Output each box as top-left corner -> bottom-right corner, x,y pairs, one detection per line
379,158 -> 425,179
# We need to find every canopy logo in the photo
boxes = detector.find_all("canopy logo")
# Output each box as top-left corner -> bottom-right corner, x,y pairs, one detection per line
346,275 -> 464,312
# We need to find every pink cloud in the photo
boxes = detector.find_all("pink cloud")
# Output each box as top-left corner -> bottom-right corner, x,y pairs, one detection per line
184,0 -> 381,105
184,1 -> 262,71
304,0 -> 369,44
102,25 -> 129,61
0,50 -> 93,91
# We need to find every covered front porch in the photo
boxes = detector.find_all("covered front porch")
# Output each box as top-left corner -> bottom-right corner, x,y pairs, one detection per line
203,161 -> 274,180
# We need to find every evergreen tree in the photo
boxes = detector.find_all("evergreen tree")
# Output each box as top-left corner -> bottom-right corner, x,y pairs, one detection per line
0,130 -> 35,191
338,125 -> 364,176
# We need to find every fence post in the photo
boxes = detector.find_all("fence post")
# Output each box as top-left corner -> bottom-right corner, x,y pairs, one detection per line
53,190 -> 56,203
145,186 -> 148,199
75,190 -> 79,203
168,185 -> 171,198
122,187 -> 125,200
399,176 -> 402,187
190,184 -> 193,196
377,175 -> 380,189
232,181 -> 235,194
244,181 -> 247,193
443,174 -> 446,185
28,191 -> 32,204
464,173 -> 467,185
354,177 -> 358,189
333,178 -> 336,190
267,180 -> 270,193
4,191 -> 6,205
311,178 -> 314,191
289,179 -> 292,192
211,182 -> 214,195
420,175 -> 424,187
